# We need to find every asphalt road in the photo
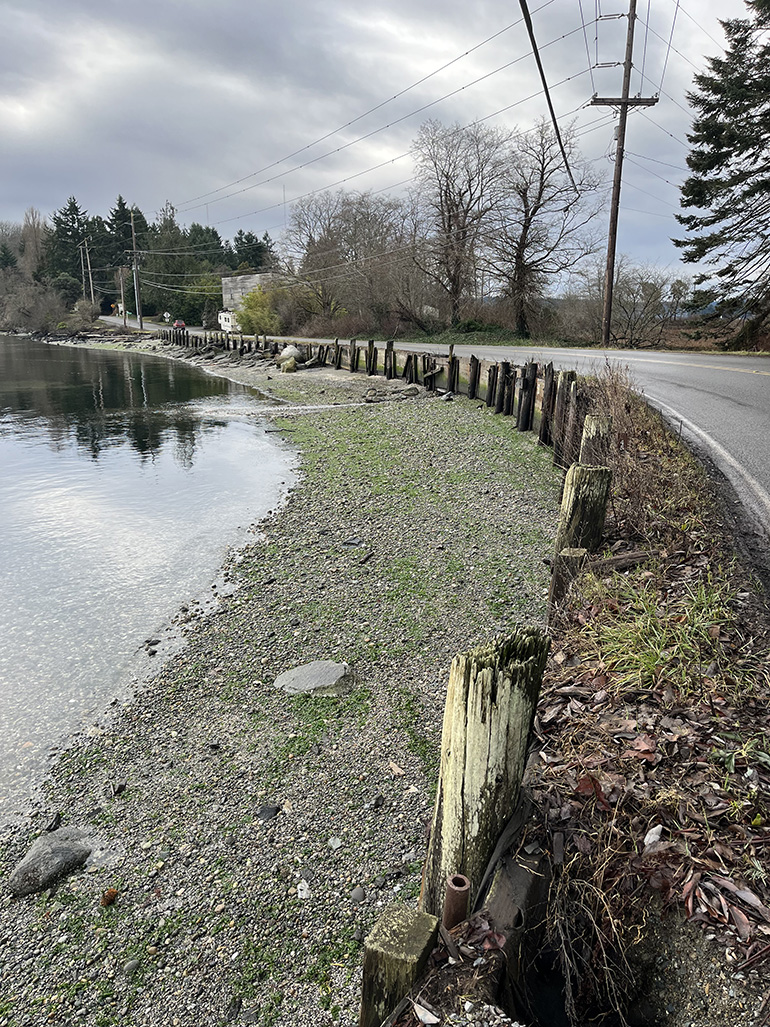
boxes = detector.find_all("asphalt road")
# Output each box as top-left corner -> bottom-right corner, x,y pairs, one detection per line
101,319 -> 770,558
398,342 -> 770,543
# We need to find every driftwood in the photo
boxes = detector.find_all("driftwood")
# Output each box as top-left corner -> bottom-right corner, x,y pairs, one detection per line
588,548 -> 657,574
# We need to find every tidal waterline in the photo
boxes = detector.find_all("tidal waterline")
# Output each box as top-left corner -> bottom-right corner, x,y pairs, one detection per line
0,336 -> 297,823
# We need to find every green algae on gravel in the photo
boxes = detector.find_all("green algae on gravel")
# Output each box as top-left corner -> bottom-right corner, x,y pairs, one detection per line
0,356 -> 560,1027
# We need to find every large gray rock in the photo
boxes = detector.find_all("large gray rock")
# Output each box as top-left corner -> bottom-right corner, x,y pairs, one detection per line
8,827 -> 92,897
275,345 -> 302,365
275,660 -> 354,697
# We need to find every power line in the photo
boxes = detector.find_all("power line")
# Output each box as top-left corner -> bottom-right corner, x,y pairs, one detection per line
179,22 -> 589,217
639,0 -> 651,92
639,110 -> 688,147
622,176 -> 677,207
626,150 -> 687,172
673,0 -> 724,50
659,1 -> 681,93
175,0 -> 560,210
643,22 -> 698,72
623,206 -> 676,219
578,0 -> 597,92
624,154 -> 681,187
517,0 -> 579,192
212,67 -> 592,230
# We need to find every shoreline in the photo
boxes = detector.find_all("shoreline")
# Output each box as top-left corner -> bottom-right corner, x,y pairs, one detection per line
0,338 -> 559,1027
0,332 -> 299,831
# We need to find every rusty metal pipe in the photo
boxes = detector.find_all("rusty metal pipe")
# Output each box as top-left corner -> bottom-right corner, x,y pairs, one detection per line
442,873 -> 471,930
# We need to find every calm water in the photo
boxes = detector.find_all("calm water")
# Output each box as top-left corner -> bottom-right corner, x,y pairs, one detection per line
0,336 -> 296,824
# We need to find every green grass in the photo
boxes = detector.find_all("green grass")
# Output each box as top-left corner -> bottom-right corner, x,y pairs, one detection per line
302,931 -> 360,1015
578,567 -> 739,696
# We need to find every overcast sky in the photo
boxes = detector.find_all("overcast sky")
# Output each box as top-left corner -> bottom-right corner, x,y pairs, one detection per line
0,0 -> 749,272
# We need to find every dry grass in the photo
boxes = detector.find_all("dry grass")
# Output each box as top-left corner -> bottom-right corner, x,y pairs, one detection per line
534,366 -> 770,1025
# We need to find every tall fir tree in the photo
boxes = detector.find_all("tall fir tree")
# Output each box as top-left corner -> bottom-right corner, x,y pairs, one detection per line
46,197 -> 89,282
674,0 -> 770,341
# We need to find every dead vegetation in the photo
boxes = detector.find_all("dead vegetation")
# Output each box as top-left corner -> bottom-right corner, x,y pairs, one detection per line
533,369 -> 770,1023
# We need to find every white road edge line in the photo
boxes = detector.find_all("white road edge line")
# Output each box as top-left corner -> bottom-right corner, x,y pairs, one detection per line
646,393 -> 770,529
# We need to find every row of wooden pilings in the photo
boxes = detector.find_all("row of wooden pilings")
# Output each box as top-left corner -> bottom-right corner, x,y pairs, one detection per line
156,327 -> 615,1024
359,412 -> 614,1027
352,367 -> 613,1024
159,330 -> 595,462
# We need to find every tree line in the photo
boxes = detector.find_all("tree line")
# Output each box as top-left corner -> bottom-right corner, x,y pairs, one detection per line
0,196 -> 275,334
4,2 -> 768,356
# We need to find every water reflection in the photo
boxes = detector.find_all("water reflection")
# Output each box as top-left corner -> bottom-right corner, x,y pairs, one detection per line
0,336 -> 268,463
0,335 -> 296,824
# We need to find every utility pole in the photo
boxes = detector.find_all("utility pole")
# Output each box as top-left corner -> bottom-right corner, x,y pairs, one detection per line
79,243 -> 87,301
591,0 -> 658,348
119,267 -> 128,328
130,211 -> 143,330
83,237 -> 95,306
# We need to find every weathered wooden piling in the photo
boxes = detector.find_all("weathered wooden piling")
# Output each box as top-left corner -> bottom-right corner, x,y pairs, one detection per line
495,362 -> 510,414
517,361 -> 538,431
579,414 -> 613,466
503,364 -> 517,417
552,370 -> 577,468
486,364 -> 499,408
359,906 -> 439,1027
420,627 -> 549,919
554,464 -> 612,553
468,355 -> 481,399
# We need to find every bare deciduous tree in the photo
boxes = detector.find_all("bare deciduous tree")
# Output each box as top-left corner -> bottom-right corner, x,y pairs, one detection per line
483,120 -> 605,337
412,120 -> 510,324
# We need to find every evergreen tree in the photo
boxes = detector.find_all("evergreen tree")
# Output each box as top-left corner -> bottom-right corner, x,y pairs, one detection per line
106,195 -> 136,267
0,243 -> 18,270
674,0 -> 770,340
46,196 -> 89,281
232,229 -> 272,270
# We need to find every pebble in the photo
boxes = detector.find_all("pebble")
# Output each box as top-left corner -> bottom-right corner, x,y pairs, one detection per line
0,353 -> 559,1027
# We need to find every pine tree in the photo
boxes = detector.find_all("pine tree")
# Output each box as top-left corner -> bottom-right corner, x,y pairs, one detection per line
674,0 -> 770,341
46,196 -> 89,280
0,243 -> 18,270
106,196 -> 135,267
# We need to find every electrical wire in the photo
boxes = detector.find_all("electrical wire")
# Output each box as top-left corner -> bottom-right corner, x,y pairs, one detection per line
626,151 -> 688,172
639,0 -> 651,92
578,0 -> 597,93
659,1 -> 681,94
517,0 -> 579,191
175,0 -> 560,210
178,22 -> 588,216
213,67 -> 592,229
623,206 -> 676,219
673,0 -> 724,50
639,110 -> 688,147
624,154 -> 682,187
643,22 -> 698,72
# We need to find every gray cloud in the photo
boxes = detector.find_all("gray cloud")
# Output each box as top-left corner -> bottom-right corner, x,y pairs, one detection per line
0,0 -> 748,269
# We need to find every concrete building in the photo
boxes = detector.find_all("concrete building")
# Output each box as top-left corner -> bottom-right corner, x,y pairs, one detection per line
221,272 -> 280,311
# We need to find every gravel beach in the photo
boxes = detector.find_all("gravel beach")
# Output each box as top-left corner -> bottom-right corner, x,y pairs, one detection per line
0,341 -> 560,1027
